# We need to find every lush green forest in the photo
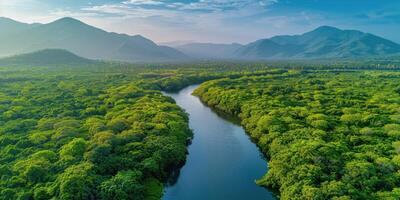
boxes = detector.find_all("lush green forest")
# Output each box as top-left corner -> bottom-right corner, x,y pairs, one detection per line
2,6 -> 400,200
0,66 -> 200,200
0,63 -> 281,200
2,62 -> 400,200
194,70 -> 400,199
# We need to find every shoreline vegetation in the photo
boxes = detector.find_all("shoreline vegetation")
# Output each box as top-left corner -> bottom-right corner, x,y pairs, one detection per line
1,62 -> 400,199
1,9 -> 400,200
193,70 -> 400,199
0,63 -> 282,200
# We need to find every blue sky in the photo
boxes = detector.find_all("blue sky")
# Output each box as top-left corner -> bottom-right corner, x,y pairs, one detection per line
1,0 -> 399,44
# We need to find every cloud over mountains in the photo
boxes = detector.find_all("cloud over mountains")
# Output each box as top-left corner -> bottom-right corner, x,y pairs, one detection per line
1,0 -> 399,44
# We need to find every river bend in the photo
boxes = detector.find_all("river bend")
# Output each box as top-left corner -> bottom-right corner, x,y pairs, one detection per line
162,85 -> 275,200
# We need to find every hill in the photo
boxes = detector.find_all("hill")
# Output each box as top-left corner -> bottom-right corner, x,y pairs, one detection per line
0,17 -> 40,38
235,26 -> 400,59
0,17 -> 188,63
1,18 -> 399,61
0,49 -> 95,66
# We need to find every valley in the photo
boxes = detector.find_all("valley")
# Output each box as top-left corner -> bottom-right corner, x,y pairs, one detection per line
1,3 -> 400,198
194,71 -> 400,199
2,62 -> 400,199
162,85 -> 275,200
0,63 -> 281,200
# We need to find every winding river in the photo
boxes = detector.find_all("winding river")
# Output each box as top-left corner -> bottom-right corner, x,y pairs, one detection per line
162,85 -> 275,200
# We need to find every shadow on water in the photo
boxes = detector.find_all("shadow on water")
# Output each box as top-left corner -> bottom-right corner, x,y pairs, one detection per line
164,100 -> 241,187
200,102 -> 242,126
162,85 -> 276,200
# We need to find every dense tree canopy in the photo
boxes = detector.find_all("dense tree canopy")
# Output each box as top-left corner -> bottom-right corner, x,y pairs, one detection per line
0,67 -> 194,200
194,70 -> 400,199
1,61 -> 400,199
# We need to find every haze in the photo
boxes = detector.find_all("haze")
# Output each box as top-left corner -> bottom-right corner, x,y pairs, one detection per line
1,0 -> 399,44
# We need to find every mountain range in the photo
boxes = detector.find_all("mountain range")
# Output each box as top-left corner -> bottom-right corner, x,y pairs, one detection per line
1,17 -> 400,63
177,26 -> 400,60
0,17 -> 187,63
235,26 -> 400,59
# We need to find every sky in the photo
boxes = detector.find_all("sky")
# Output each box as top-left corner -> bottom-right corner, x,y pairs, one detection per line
0,0 -> 399,44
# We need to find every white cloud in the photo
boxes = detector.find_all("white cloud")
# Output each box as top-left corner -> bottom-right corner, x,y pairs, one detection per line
165,0 -> 278,12
122,0 -> 164,6
0,0 -> 289,43
0,0 -> 55,22
77,0 -> 279,19
2,0 -> 400,44
39,0 -> 283,43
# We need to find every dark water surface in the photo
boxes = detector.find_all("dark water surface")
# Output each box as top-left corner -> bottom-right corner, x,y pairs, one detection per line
162,85 -> 275,200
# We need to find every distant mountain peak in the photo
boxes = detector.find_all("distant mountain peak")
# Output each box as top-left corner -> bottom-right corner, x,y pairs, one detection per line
131,34 -> 151,41
314,25 -> 341,31
306,26 -> 344,36
0,17 -> 188,63
56,17 -> 81,22
51,17 -> 86,26
235,26 -> 400,59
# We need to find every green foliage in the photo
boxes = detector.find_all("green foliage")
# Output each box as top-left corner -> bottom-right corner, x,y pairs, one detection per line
195,70 -> 400,199
56,163 -> 96,200
3,62 -> 400,199
99,170 -> 144,200
0,66 -> 193,200
144,178 -> 163,200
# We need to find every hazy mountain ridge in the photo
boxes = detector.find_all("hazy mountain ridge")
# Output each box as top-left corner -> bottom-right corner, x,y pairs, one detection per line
0,17 -> 41,38
1,17 -> 399,62
175,26 -> 400,60
235,26 -> 400,59
0,49 -> 95,66
0,17 -> 188,63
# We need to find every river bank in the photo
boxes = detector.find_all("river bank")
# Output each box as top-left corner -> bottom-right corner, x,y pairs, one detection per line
162,85 -> 275,200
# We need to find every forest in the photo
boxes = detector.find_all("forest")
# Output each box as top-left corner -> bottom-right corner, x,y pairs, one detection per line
0,63 -> 281,200
2,2 -> 400,199
194,70 -> 400,199
1,62 -> 400,199
0,66 -> 199,200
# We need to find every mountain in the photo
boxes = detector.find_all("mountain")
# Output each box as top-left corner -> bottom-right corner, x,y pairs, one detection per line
235,26 -> 400,59
0,17 -> 187,63
0,17 -> 40,38
175,43 -> 243,59
1,18 -> 398,62
162,26 -> 400,60
0,49 -> 95,66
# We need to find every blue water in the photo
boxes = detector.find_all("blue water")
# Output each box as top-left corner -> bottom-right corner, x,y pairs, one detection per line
162,85 -> 275,200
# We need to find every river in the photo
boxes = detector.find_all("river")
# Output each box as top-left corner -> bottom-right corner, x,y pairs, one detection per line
162,85 -> 275,200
